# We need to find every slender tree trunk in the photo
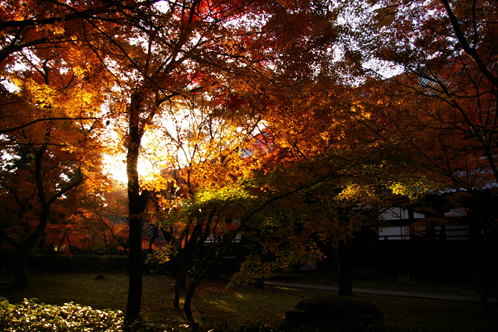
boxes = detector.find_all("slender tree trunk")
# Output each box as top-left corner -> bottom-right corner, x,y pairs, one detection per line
173,223 -> 204,307
38,232 -> 46,250
66,233 -> 72,252
480,231 -> 498,311
184,279 -> 199,324
254,278 -> 265,289
470,194 -> 498,310
11,204 -> 51,289
124,90 -> 150,325
330,249 -> 339,282
103,228 -> 108,252
3,137 -> 83,290
173,255 -> 195,306
125,214 -> 144,324
10,148 -> 51,289
337,240 -> 352,296
12,247 -> 29,289
59,234 -> 66,248
183,237 -> 232,323
0,230 -> 29,290
174,251 -> 191,308
183,253 -> 225,324
184,260 -> 216,324
174,272 -> 187,308
11,210 -> 50,289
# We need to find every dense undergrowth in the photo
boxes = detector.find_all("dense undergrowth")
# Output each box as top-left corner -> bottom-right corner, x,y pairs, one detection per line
0,297 -> 125,331
0,297 -> 180,332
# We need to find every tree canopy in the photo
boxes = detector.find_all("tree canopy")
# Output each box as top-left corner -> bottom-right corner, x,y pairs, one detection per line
2,0 -> 497,326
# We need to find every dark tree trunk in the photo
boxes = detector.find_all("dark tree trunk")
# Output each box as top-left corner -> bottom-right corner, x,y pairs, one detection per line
8,147 -> 83,289
254,278 -> 265,289
10,206 -> 56,289
183,234 -> 233,324
174,270 -> 187,307
11,195 -> 50,289
125,214 -> 144,324
124,90 -> 150,325
330,249 -> 339,282
184,278 -> 199,324
183,258 -> 217,324
0,230 -> 28,290
469,194 -> 498,310
38,232 -> 46,250
172,222 -> 205,307
480,231 -> 498,311
337,240 -> 352,296
12,248 -> 29,289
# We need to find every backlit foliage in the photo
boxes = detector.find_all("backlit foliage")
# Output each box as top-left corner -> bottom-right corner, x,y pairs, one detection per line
3,0 -> 497,324
0,297 -> 123,332
341,0 -> 498,190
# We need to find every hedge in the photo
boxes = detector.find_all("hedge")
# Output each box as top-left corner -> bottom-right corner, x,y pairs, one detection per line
0,297 -> 123,331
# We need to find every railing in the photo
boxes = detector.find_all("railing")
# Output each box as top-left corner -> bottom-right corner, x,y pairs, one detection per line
378,226 -> 471,241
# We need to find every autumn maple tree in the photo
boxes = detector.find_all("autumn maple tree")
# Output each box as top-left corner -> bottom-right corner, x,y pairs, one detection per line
1,0 -> 337,323
76,182 -> 130,251
0,83 -> 103,289
78,0 -> 337,324
333,0 -> 498,304
0,0 -> 129,289
168,162 -> 333,322
338,0 -> 498,189
4,0 -> 481,326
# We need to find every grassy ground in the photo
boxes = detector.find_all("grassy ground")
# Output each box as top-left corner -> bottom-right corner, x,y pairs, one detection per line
1,272 -> 497,331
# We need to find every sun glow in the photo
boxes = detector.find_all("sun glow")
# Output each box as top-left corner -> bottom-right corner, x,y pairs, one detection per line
103,154 -> 158,184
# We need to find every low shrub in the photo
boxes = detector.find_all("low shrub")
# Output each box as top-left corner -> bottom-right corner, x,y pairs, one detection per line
0,297 -> 192,332
0,297 -> 122,331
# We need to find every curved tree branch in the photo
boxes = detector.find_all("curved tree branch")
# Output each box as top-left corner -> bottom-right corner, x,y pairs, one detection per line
440,0 -> 498,89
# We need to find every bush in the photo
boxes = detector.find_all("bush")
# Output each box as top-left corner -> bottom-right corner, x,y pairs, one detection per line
0,297 -> 123,331
0,298 -> 195,332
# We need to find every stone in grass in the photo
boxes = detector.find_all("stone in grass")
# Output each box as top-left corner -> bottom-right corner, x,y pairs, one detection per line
286,296 -> 383,329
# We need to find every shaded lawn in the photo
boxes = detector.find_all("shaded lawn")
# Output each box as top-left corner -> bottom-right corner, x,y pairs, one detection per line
272,273 -> 483,298
1,273 -> 497,331
353,278 -> 483,297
